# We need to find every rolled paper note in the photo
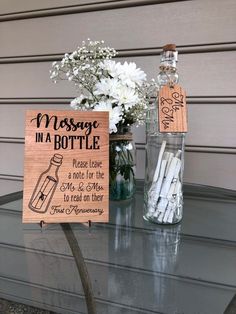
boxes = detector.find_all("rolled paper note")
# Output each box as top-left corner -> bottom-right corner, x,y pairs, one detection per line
160,157 -> 178,198
164,152 -> 174,177
153,210 -> 160,218
157,211 -> 165,223
163,151 -> 170,160
156,197 -> 168,213
152,140 -> 166,182
149,159 -> 167,206
176,198 -> 181,216
31,191 -> 45,209
167,208 -> 175,223
167,181 -> 177,200
175,150 -> 182,158
31,176 -> 57,209
147,183 -> 157,213
147,182 -> 159,214
163,203 -> 173,223
147,203 -> 156,214
167,162 -> 181,202
173,159 -> 181,181
174,180 -> 182,196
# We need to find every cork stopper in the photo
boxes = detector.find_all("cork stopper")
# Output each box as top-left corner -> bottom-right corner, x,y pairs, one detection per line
163,44 -> 176,52
52,154 -> 63,165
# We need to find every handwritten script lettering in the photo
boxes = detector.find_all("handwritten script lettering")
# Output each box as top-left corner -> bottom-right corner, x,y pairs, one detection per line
158,85 -> 187,132
50,205 -> 104,216
31,113 -> 99,135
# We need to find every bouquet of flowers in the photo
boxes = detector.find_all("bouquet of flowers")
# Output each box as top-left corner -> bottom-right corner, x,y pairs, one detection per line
50,39 -> 156,200
50,39 -> 155,133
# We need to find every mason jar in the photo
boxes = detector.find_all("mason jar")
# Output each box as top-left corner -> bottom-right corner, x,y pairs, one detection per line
109,126 -> 136,201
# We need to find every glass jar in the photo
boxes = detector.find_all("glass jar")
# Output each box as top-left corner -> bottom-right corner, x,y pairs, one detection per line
144,132 -> 185,224
109,126 -> 136,201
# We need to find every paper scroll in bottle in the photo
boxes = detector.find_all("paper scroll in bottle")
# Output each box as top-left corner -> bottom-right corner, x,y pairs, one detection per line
23,110 -> 109,224
158,84 -> 187,133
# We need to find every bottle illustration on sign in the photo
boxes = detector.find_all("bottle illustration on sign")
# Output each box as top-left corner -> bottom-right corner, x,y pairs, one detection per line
29,154 -> 63,213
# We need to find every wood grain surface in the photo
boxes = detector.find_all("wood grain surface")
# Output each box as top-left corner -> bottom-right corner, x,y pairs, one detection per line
23,110 -> 109,223
158,84 -> 188,133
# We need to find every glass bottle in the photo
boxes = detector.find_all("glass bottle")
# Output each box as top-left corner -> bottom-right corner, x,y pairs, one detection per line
109,125 -> 136,201
144,44 -> 185,224
29,154 -> 63,213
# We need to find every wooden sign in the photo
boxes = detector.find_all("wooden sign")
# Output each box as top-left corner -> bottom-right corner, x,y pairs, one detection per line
158,84 -> 188,133
23,110 -> 109,223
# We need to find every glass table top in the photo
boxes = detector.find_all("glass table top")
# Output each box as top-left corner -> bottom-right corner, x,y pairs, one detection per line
0,183 -> 236,314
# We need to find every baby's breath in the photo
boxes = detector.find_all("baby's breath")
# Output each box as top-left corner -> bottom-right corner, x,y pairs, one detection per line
50,39 -> 157,133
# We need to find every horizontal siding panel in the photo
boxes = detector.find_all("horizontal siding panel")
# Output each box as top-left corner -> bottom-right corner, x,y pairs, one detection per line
0,0 -> 236,57
1,102 -> 236,148
0,51 -> 235,97
1,104 -> 235,188
0,141 -> 147,181
184,151 -> 236,190
133,103 -> 236,147
3,143 -> 236,190
0,0 -> 111,15
1,143 -> 234,190
186,103 -> 236,147
0,62 -> 76,98
129,52 -> 236,97
136,148 -> 236,190
0,104 -> 68,138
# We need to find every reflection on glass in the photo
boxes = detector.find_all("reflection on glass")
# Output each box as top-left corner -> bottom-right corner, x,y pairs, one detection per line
146,224 -> 181,310
150,224 -> 181,272
113,199 -> 133,251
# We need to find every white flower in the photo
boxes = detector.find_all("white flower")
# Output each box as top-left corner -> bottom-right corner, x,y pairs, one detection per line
114,85 -> 139,110
94,78 -> 121,98
101,60 -> 121,78
70,95 -> 87,109
50,40 -> 153,128
73,68 -> 79,75
93,101 -> 123,133
117,62 -> 146,87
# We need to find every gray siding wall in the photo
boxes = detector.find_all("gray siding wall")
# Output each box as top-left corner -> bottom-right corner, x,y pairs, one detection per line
0,0 -> 236,195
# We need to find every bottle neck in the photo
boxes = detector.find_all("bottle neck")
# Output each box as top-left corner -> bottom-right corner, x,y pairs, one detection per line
157,50 -> 179,87
146,49 -> 181,135
48,161 -> 60,174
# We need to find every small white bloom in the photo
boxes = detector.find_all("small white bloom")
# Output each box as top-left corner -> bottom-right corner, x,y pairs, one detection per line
73,69 -> 79,75
117,62 -> 146,87
100,60 -> 121,78
70,94 -> 87,109
126,143 -> 133,150
50,71 -> 57,79
115,146 -> 121,152
93,101 -> 123,133
94,78 -> 121,98
114,85 -> 139,110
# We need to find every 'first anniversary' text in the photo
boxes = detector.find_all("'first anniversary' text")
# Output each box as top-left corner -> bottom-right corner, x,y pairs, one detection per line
50,205 -> 104,216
